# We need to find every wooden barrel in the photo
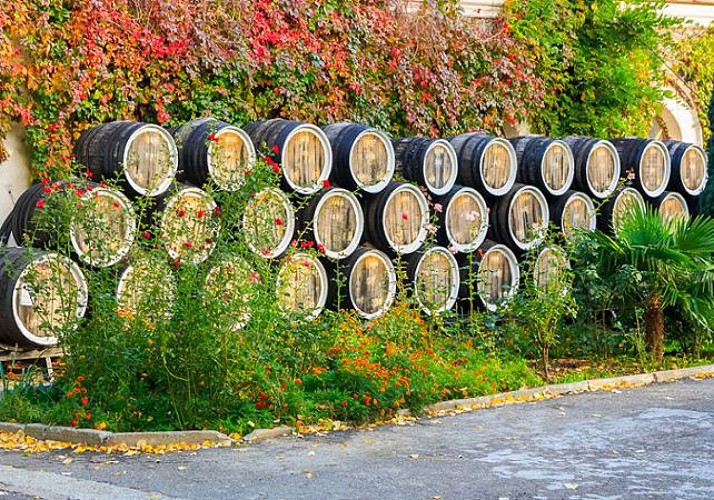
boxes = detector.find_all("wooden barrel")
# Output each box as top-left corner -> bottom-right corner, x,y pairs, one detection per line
298,188 -> 364,260
242,187 -> 296,259
449,133 -> 517,197
509,136 -> 575,197
406,246 -> 460,315
610,138 -> 671,198
434,186 -> 489,253
489,183 -> 549,252
363,182 -> 429,255
243,119 -> 332,195
75,121 -> 178,197
116,257 -> 175,322
10,182 -> 137,268
562,137 -> 620,199
597,187 -> 646,233
550,190 -> 596,239
653,191 -> 690,223
276,253 -> 329,320
69,185 -> 136,267
325,247 -> 397,320
0,248 -> 88,348
204,256 -> 254,330
393,137 -> 458,196
458,240 -> 520,312
533,245 -> 569,292
323,123 -> 395,194
156,184 -> 219,264
172,118 -> 256,191
663,141 -> 708,197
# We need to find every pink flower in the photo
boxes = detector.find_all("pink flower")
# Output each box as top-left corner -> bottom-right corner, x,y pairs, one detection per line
433,203 -> 443,213
249,270 -> 262,284
142,231 -> 151,239
449,246 -> 459,255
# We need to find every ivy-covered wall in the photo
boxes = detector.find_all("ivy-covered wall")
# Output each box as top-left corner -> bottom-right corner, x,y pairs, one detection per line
0,0 -> 693,182
0,0 -> 543,180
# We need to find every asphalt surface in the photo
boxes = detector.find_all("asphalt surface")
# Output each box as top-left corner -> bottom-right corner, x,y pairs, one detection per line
1,377 -> 713,500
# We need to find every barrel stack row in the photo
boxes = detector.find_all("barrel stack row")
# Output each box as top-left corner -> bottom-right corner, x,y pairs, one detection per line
0,117 -> 708,349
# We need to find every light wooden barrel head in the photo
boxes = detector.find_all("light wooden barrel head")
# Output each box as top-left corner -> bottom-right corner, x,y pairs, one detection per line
481,140 -> 515,192
424,141 -> 457,195
13,254 -> 88,347
681,146 -> 707,195
70,188 -> 136,267
349,250 -> 396,319
350,130 -> 393,191
542,141 -> 574,195
208,127 -> 256,191
561,193 -> 596,238
414,248 -> 459,315
508,187 -> 548,249
534,246 -> 569,291
383,185 -> 429,253
243,188 -> 295,259
445,188 -> 488,252
586,142 -> 619,197
276,253 -> 328,320
282,125 -> 332,194
477,245 -> 519,311
659,192 -> 689,224
640,142 -> 670,196
160,187 -> 219,264
612,188 -> 645,230
313,189 -> 363,259
124,125 -> 178,195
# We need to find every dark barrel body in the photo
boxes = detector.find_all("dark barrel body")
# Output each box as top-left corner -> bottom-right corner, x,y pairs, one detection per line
393,137 -> 458,196
74,121 -> 178,197
323,123 -> 394,194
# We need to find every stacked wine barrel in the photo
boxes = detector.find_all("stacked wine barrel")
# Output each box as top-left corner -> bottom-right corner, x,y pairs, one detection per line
0,115 -> 708,349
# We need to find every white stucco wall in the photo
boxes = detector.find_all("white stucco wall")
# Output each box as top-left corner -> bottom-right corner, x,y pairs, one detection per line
0,124 -> 32,238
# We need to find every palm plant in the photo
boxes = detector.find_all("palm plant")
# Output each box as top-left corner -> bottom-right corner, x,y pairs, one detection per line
585,206 -> 714,363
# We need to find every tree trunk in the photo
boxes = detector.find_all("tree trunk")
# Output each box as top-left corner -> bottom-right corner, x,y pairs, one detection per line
645,295 -> 665,364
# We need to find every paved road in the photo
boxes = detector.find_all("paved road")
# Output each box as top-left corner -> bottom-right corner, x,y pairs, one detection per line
1,378 -> 713,500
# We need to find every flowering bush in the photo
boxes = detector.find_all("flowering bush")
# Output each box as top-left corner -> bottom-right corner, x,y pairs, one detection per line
0,0 -> 542,179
